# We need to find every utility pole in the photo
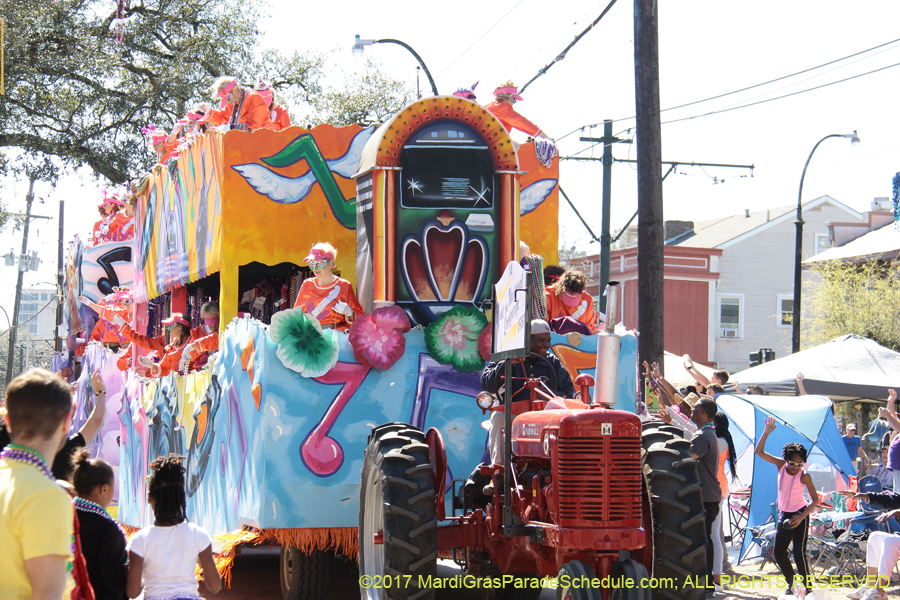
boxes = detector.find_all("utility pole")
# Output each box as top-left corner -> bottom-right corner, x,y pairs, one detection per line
6,175 -> 36,384
55,200 -> 65,352
634,0 -> 665,375
579,120 -> 632,313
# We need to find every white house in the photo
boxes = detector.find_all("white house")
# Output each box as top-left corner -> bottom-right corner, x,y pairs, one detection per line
672,195 -> 864,373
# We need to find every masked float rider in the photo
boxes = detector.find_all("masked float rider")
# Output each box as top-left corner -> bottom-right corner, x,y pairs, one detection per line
109,313 -> 191,378
200,77 -> 275,132
292,242 -> 363,332
254,77 -> 292,131
91,194 -> 123,247
484,81 -> 549,139
80,288 -> 133,352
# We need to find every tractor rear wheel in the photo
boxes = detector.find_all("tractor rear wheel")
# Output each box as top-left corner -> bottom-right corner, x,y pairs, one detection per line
641,426 -> 708,600
556,561 -> 601,600
359,423 -> 437,600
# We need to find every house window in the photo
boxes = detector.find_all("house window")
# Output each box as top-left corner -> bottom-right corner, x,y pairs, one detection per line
41,293 -> 48,301
777,294 -> 793,327
814,233 -> 832,256
717,294 -> 743,339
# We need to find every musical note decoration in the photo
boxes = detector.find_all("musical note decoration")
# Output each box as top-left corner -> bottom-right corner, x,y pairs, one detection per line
301,362 -> 372,477
232,128 -> 375,230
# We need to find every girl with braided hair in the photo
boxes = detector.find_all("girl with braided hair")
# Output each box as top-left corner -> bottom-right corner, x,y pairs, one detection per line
126,454 -> 221,599
755,418 -> 819,598
70,448 -> 128,600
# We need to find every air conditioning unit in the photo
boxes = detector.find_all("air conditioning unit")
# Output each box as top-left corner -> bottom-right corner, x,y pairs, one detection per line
720,329 -> 738,338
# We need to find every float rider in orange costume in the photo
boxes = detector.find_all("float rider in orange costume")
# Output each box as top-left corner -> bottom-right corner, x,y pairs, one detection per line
293,243 -> 363,332
254,77 -> 292,131
200,77 -> 275,132
110,313 -> 192,378
545,270 -> 598,334
484,81 -> 548,138
91,193 -> 123,247
80,288 -> 133,348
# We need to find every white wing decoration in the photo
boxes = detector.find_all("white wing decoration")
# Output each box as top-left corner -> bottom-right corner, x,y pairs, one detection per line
231,164 -> 318,204
519,179 -> 558,216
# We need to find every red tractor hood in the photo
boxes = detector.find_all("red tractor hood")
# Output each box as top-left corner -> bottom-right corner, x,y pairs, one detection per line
510,406 -> 642,458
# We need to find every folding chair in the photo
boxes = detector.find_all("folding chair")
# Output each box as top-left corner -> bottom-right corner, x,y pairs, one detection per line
727,490 -> 751,549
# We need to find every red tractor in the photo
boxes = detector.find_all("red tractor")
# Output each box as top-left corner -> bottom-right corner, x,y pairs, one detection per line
359,367 -> 709,600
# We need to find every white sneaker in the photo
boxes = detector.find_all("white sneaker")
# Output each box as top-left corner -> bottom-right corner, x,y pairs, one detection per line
847,586 -> 868,599
859,589 -> 888,600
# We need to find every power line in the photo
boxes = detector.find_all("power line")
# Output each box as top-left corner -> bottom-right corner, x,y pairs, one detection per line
658,59 -> 900,126
519,0 -> 618,93
568,59 -> 900,156
557,35 -> 900,141
435,0 -> 528,79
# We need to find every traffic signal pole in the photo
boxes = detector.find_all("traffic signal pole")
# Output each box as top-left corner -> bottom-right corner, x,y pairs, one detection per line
7,175 -> 36,384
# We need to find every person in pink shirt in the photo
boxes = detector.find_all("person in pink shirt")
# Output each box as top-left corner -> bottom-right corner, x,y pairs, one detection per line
755,417 -> 819,598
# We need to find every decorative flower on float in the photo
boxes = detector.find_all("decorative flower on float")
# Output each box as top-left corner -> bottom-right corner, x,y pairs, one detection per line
424,305 -> 488,372
348,305 -> 412,370
269,308 -> 339,378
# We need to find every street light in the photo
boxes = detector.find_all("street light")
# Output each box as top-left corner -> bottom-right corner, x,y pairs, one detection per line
352,35 -> 439,97
791,130 -> 860,353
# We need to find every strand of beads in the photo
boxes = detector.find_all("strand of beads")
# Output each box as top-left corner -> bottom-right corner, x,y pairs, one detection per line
0,444 -> 53,480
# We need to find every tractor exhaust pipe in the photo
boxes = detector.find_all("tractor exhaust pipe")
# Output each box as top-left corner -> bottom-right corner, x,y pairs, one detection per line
592,281 -> 620,407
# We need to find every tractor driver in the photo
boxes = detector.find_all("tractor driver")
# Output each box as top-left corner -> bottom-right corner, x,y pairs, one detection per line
480,319 -> 575,465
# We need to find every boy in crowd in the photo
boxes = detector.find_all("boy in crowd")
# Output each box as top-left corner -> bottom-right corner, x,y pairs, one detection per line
0,369 -> 80,600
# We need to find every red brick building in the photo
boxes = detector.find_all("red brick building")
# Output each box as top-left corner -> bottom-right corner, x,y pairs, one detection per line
565,245 -> 722,365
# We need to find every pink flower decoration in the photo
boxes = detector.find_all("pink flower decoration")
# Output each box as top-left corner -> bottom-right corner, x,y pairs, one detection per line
478,324 -> 492,361
348,305 -> 412,370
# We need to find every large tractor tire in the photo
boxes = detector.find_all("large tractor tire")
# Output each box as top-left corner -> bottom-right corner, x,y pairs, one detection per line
279,545 -> 331,600
641,423 -> 708,600
359,423 -> 438,600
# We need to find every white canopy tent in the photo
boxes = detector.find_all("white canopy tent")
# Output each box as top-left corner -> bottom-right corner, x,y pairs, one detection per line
728,334 -> 900,401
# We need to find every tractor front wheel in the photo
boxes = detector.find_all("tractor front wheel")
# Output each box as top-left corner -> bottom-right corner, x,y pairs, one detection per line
359,423 -> 437,600
555,560 -> 601,600
279,545 -> 330,600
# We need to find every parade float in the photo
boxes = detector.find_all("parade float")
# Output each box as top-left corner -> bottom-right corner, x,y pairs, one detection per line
60,96 -> 644,598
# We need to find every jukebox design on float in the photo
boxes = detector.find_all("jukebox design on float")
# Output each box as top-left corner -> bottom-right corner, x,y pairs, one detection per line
355,96 -> 520,324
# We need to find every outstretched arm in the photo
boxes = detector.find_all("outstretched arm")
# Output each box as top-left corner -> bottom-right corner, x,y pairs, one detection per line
684,355 -> 712,388
881,389 -> 900,432
755,416 -> 785,467
796,373 -> 807,395
79,370 -> 107,443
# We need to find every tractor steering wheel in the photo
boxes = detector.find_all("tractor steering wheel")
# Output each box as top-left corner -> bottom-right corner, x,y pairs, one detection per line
519,352 -> 557,394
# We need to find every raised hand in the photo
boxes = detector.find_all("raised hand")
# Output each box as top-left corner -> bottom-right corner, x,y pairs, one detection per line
763,416 -> 776,434
89,370 -> 105,394
660,406 -> 672,424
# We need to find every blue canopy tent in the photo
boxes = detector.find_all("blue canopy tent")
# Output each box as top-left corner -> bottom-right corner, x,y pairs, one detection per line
715,393 -> 857,563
